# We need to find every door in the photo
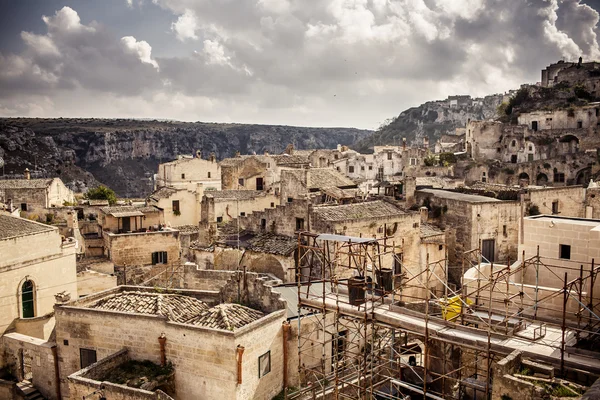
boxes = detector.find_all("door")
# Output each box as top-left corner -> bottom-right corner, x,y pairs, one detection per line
121,217 -> 131,232
256,177 -> 264,191
22,280 -> 34,318
481,239 -> 495,263
532,121 -> 538,131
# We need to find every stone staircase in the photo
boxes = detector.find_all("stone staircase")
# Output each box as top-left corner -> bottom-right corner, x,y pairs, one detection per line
16,380 -> 45,400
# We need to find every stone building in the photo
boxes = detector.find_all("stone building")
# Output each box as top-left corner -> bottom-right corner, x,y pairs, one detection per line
280,168 -> 357,201
415,189 -> 520,280
518,104 -> 600,131
55,280 -> 288,400
219,155 -> 277,192
98,206 -> 180,284
147,185 -> 203,226
155,155 -> 221,191
192,232 -> 298,282
0,175 -> 75,213
0,214 -> 78,337
541,58 -> 600,96
434,132 -> 465,154
201,190 -> 280,225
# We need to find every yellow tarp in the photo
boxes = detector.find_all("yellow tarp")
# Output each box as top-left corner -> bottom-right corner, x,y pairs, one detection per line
440,296 -> 473,321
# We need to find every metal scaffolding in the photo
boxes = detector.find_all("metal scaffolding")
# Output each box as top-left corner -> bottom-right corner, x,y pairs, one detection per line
293,232 -> 600,400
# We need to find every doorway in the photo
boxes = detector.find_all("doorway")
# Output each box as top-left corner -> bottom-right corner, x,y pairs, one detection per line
121,217 -> 131,232
481,239 -> 495,263
256,177 -> 264,191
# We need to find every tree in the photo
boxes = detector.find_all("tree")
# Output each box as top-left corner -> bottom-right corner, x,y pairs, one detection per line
85,185 -> 117,205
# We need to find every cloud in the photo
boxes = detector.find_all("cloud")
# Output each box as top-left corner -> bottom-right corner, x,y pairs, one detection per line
1,1 -> 600,129
171,9 -> 199,41
121,36 -> 159,69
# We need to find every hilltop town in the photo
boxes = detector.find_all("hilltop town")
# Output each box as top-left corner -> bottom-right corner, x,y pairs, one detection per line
3,59 -> 600,400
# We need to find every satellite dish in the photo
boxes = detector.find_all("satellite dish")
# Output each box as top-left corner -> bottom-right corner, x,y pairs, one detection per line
0,157 -> 4,169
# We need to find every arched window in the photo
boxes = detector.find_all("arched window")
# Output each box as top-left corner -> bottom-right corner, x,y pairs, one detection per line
21,280 -> 35,318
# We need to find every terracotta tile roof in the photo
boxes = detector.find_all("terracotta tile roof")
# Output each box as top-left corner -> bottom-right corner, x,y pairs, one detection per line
204,190 -> 265,200
272,154 -> 311,165
87,291 -> 209,323
283,168 -> 355,189
0,178 -> 53,189
420,222 -> 444,238
0,214 -> 55,240
148,187 -> 178,201
246,233 -> 297,256
100,205 -> 160,217
321,186 -> 358,200
184,303 -> 264,330
313,200 -> 405,222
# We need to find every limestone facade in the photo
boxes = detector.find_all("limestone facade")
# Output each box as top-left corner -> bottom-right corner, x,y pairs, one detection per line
155,155 -> 221,191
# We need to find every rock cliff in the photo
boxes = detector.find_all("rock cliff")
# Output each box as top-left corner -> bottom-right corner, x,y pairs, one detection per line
0,118 -> 371,197
356,94 -> 505,152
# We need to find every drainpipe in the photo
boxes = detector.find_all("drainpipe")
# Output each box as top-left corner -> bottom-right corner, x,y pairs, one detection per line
236,345 -> 245,385
282,322 -> 291,398
158,333 -> 167,366
51,346 -> 61,400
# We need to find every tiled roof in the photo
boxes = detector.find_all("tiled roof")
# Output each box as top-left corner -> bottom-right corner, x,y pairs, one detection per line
272,154 -> 311,165
219,155 -> 270,167
246,233 -> 297,255
204,190 -> 265,200
0,214 -> 55,240
100,205 -> 160,216
420,223 -> 444,238
88,199 -> 110,206
184,303 -> 264,330
313,200 -> 405,222
0,178 -> 53,189
148,187 -> 178,201
418,189 -> 501,203
87,291 -> 209,323
283,168 -> 355,189
321,186 -> 358,200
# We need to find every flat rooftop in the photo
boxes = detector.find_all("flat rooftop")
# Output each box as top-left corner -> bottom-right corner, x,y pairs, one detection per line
527,215 -> 600,227
418,189 -> 502,203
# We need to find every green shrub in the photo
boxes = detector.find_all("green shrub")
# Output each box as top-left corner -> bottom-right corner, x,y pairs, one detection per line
84,185 -> 117,205
528,204 -> 540,216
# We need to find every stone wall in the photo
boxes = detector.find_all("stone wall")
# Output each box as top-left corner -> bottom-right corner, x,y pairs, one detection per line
491,351 -> 545,400
67,349 -> 175,400
0,226 -> 77,335
77,270 -> 117,298
0,187 -> 48,212
104,230 -> 180,268
55,288 -> 287,400
527,186 -> 586,218
0,332 -> 58,400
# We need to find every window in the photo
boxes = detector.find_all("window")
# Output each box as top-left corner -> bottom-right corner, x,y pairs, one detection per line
554,172 -> 565,183
511,140 -> 516,147
369,166 -> 373,170
361,166 -> 365,171
181,173 -> 185,179
152,251 -> 168,265
296,218 -> 305,231
172,200 -> 180,213
208,172 -> 211,178
410,158 -> 417,166
217,216 -> 223,223
336,167 -> 340,171
577,121 -> 583,129
529,145 -> 533,151
63,340 -> 69,346
387,152 -> 392,160
238,178 -> 245,187
349,166 -> 355,173
334,154 -> 339,160
438,244 -> 443,251
21,203 -> 27,211
497,148 -> 501,153
258,351 -> 271,378
559,244 -> 571,260
552,201 -> 559,214
261,219 -> 266,230
240,212 -> 246,217
511,155 -> 517,163
531,121 -> 538,131
80,348 -> 97,369
21,280 -> 34,318
287,197 -> 293,203
270,202 -> 275,207
503,225 -> 507,236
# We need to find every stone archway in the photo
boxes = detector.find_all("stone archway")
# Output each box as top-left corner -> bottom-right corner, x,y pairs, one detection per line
518,172 -> 530,186
248,254 -> 286,281
576,167 -> 592,185
536,173 -> 549,186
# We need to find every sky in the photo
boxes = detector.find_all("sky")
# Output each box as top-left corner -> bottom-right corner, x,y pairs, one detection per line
0,0 -> 600,129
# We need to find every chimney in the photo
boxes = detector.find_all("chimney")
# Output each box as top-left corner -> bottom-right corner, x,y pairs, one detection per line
209,152 -> 216,162
419,207 -> 428,224
402,138 -> 407,151
196,150 -> 202,159
264,150 -> 269,156
24,168 -> 31,180
235,151 -> 241,158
